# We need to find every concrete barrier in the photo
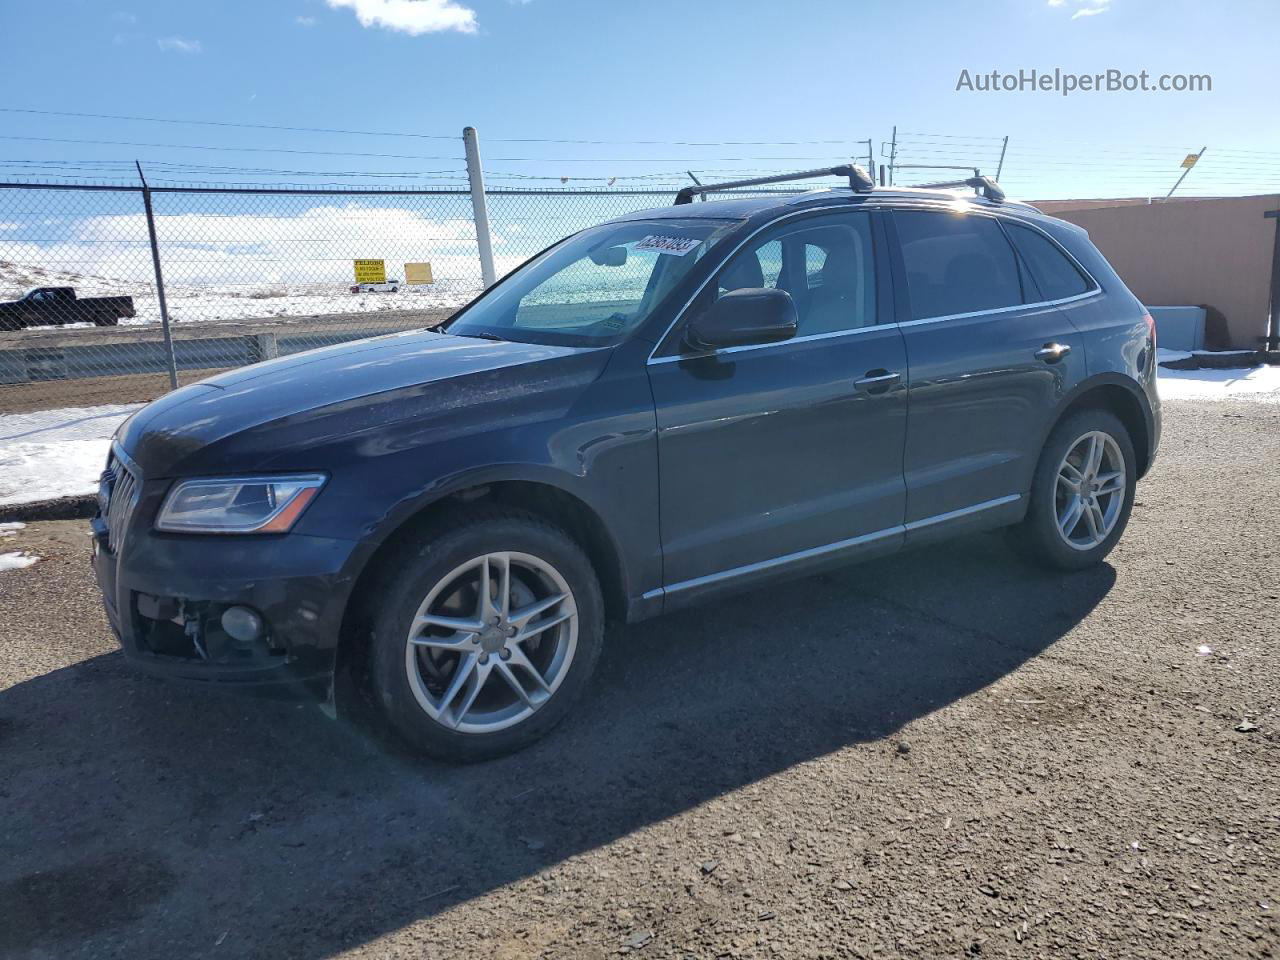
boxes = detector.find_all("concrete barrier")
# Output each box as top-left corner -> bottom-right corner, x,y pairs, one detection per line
1147,306 -> 1206,353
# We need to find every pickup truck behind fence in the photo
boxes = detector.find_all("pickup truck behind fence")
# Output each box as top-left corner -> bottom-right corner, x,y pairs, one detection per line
0,287 -> 137,330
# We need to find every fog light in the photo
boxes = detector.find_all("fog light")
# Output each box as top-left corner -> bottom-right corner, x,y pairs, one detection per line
221,606 -> 264,644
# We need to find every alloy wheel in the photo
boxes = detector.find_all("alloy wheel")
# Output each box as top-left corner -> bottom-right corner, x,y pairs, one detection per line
1054,430 -> 1126,550
404,552 -> 578,734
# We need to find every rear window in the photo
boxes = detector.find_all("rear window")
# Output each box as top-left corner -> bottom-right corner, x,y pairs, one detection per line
894,211 -> 1022,321
1005,222 -> 1094,301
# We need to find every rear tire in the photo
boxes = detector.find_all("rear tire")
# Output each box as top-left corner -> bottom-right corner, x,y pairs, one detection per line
365,507 -> 604,762
93,313 -> 118,327
1015,408 -> 1136,570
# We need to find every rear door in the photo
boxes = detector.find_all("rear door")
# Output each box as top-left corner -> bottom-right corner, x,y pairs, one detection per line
647,208 -> 908,601
888,208 -> 1090,530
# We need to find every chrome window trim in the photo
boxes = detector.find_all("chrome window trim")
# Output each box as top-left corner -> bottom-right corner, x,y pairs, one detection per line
648,321 -> 891,365
895,288 -> 1101,329
645,201 -> 1102,363
643,494 -> 1021,600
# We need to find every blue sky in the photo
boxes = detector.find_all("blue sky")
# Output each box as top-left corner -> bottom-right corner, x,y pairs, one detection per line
1,0 -> 1278,198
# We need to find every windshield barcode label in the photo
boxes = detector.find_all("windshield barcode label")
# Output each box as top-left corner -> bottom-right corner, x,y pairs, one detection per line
635,235 -> 702,256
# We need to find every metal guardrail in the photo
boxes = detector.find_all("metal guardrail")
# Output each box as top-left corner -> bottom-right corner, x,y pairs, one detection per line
0,309 -> 452,384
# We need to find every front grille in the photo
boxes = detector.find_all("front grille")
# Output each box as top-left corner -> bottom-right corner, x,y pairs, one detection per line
101,450 -> 139,554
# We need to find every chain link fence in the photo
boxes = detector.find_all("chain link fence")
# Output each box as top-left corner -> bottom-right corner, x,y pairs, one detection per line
0,180 -> 805,414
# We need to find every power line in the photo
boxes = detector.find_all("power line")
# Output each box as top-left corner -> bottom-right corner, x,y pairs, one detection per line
0,133 -> 464,161
0,106 -> 874,148
0,134 -> 875,165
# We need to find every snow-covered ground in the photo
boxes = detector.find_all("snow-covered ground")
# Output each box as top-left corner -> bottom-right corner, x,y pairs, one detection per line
1,260 -> 479,330
0,404 -> 140,505
2,364 -> 1278,508
5,286 -> 476,332
1157,363 -> 1280,402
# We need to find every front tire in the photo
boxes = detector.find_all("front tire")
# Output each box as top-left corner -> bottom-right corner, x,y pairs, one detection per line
367,508 -> 604,762
1015,408 -> 1136,570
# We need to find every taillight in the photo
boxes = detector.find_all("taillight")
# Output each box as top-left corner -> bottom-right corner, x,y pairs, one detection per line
1143,311 -> 1156,349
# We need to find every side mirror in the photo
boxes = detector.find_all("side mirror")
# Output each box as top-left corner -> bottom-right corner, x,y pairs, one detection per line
685,287 -> 798,350
589,245 -> 628,267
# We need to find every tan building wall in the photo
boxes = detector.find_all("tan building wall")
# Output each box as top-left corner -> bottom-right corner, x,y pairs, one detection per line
1029,195 -> 1280,349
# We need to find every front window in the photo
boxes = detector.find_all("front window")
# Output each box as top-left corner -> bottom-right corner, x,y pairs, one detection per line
446,218 -> 740,346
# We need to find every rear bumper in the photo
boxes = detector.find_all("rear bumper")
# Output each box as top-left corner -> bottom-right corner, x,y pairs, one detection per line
91,512 -> 358,696
1144,389 -> 1162,477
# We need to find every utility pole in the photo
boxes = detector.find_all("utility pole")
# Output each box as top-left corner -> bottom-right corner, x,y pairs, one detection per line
861,139 -> 873,175
887,126 -> 898,186
1166,146 -> 1207,200
995,135 -> 1009,181
136,160 -> 178,390
463,126 -> 497,287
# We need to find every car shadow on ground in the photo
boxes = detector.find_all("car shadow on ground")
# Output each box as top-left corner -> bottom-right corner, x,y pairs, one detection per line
0,531 -> 1114,959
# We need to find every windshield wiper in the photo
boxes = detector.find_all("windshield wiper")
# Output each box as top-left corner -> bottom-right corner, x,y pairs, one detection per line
469,331 -> 509,343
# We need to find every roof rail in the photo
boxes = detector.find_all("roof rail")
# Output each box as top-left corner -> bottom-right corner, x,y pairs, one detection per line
674,164 -> 875,205
911,175 -> 1007,203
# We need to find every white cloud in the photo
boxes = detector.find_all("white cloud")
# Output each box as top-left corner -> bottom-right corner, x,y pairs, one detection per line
296,15 -> 317,25
157,36 -> 203,53
326,0 -> 477,35
1048,0 -> 1112,16
1,205 -> 493,289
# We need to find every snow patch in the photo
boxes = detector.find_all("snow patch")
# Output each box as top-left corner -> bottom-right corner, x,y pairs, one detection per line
0,521 -> 25,537
1158,364 -> 1280,402
0,552 -> 39,572
0,404 -> 141,505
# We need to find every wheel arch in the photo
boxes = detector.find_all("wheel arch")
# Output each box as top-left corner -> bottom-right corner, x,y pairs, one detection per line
335,474 -> 630,680
1041,375 -> 1154,480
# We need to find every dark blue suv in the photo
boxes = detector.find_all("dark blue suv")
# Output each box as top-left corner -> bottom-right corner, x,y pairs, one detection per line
92,168 -> 1160,761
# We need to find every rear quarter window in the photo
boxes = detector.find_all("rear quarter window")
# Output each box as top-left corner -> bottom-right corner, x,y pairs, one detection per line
1004,221 -> 1095,302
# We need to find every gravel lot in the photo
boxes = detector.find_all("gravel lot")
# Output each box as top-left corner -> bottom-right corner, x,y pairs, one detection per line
0,398 -> 1276,960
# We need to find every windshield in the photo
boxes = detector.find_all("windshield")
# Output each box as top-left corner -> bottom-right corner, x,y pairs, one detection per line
446,217 -> 741,346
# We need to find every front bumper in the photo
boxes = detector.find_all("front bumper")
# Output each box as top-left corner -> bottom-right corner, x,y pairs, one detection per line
90,490 -> 358,696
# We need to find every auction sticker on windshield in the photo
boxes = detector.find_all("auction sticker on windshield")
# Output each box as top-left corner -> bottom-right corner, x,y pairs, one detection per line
635,235 -> 702,256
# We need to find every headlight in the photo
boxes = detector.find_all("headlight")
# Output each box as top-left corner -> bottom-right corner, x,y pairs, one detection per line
155,474 -> 326,534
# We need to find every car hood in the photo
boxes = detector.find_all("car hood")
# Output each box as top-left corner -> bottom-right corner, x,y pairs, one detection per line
117,329 -> 610,477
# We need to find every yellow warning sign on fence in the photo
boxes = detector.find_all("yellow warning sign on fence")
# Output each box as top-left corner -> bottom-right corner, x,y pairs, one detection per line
405,262 -> 434,285
353,259 -> 386,284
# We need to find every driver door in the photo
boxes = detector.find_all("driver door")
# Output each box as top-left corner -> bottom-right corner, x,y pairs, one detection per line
646,209 -> 909,608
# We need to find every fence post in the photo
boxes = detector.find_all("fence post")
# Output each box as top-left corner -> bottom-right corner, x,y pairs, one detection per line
463,127 -> 497,288
136,162 -> 179,390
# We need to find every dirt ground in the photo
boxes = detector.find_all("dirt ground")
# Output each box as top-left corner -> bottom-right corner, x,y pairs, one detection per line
0,399 -> 1276,960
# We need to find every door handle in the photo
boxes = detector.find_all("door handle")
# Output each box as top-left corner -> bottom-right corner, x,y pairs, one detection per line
854,369 -> 901,394
1035,342 -> 1072,364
